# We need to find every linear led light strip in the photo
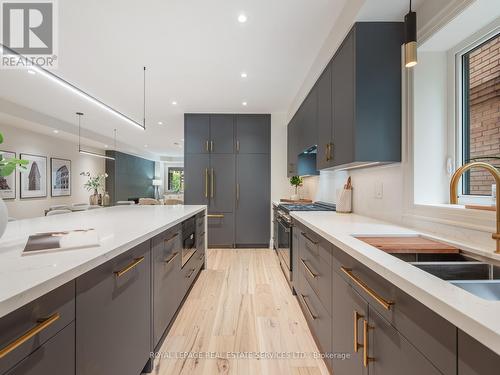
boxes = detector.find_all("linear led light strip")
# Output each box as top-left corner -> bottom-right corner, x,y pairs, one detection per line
77,112 -> 116,160
0,44 -> 145,131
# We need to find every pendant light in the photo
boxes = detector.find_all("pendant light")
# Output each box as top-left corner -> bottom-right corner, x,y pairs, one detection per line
77,112 -> 116,161
404,0 -> 417,68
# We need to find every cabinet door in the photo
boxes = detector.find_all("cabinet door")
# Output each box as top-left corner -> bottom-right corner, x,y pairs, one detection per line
317,63 -> 333,170
368,307 -> 441,375
184,154 -> 210,206
235,154 -> 270,246
287,118 -> 298,177
209,154 -> 235,213
210,114 -> 234,154
185,114 -> 210,154
332,269 -> 367,375
297,88 -> 318,154
152,228 -> 182,348
7,322 -> 75,375
208,212 -> 234,247
76,242 -> 151,375
458,330 -> 500,375
236,114 -> 270,154
332,29 -> 355,167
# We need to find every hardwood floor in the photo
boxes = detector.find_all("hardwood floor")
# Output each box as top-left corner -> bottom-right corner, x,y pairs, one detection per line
151,249 -> 330,375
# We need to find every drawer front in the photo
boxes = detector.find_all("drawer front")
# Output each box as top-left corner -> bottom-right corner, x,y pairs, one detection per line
0,281 -> 75,374
458,330 -> 500,375
208,212 -> 234,247
182,251 -> 202,294
332,245 -> 456,375
152,225 -> 181,259
6,322 -> 75,375
153,230 -> 183,348
76,241 -> 151,375
196,213 -> 205,233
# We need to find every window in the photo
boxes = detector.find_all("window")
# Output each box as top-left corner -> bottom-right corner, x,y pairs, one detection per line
461,34 -> 500,196
167,167 -> 184,192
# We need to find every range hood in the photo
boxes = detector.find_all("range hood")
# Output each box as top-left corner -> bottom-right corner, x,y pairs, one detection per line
297,146 -> 319,177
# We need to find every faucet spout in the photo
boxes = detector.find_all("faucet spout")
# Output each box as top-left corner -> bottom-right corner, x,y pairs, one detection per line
450,162 -> 500,254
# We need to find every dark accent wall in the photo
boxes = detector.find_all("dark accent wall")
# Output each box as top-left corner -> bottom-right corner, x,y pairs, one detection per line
105,151 -> 155,203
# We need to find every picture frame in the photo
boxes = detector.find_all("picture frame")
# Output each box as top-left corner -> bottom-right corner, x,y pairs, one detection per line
0,150 -> 16,200
51,158 -> 71,197
20,153 -> 47,199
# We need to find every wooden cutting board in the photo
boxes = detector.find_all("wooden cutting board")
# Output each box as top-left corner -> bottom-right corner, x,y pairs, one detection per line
280,198 -> 313,204
357,236 -> 459,254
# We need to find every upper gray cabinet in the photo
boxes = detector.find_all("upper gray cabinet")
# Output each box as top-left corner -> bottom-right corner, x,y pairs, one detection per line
210,114 -> 234,154
185,114 -> 210,154
235,114 -> 271,154
317,63 -> 333,170
287,115 -> 298,177
296,87 -> 318,155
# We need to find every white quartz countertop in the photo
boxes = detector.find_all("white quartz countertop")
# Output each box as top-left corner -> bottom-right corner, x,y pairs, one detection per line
0,205 -> 205,318
291,211 -> 500,356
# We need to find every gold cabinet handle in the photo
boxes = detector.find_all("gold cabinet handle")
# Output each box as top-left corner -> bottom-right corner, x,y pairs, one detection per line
0,313 -> 60,359
186,268 -> 196,278
207,214 -> 224,218
300,258 -> 317,279
205,140 -> 210,152
204,168 -> 209,198
164,232 -> 179,244
301,232 -> 319,245
210,168 -> 214,198
236,183 -> 240,207
329,143 -> 334,161
363,320 -> 375,367
164,252 -> 179,264
325,144 -> 331,161
354,310 -> 364,352
210,140 -> 214,152
236,140 -> 240,152
299,294 -> 317,320
340,267 -> 394,310
115,256 -> 145,277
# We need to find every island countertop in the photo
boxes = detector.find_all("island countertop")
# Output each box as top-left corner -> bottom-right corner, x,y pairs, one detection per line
0,205 -> 206,318
291,211 -> 500,356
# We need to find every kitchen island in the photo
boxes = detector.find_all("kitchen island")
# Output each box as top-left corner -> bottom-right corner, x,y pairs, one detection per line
0,205 -> 206,375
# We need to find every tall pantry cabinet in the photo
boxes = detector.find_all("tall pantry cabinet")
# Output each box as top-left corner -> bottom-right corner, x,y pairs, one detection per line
184,114 -> 270,248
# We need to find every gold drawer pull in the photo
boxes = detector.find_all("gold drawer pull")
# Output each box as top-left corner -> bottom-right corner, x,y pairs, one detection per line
186,268 -> 196,278
115,256 -> 145,277
164,252 -> 179,264
363,320 -> 375,367
354,310 -> 364,352
300,258 -> 317,279
299,294 -> 317,320
204,168 -> 209,198
301,232 -> 319,245
0,313 -> 60,359
164,232 -> 179,244
341,267 -> 394,310
207,214 -> 224,218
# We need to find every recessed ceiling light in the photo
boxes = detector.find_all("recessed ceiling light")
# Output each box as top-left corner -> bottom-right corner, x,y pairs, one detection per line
171,101 -> 177,106
53,129 -> 59,134
242,101 -> 248,106
240,72 -> 247,78
27,69 -> 36,75
238,14 -> 247,23
158,121 -> 163,125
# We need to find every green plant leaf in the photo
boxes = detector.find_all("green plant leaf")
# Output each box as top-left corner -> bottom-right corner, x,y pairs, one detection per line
0,132 -> 3,144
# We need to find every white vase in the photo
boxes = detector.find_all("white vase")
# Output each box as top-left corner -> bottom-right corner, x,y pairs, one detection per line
0,198 -> 7,238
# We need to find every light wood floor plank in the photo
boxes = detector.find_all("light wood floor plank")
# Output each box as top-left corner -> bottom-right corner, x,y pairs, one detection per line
152,249 -> 329,375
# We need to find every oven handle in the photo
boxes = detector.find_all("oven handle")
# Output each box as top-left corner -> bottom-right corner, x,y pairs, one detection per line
277,217 -> 291,232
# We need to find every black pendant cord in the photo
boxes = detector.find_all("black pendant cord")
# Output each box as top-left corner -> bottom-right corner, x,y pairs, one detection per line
409,0 -> 412,11
143,66 -> 147,130
77,112 -> 83,152
114,129 -> 117,151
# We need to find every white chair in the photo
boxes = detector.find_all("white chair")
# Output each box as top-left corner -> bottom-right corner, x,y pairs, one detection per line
46,209 -> 72,216
138,198 -> 159,205
49,204 -> 70,211
116,201 -> 135,205
165,199 -> 183,205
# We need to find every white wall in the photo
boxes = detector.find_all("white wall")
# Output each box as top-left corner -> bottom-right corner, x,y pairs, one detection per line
1,123 -> 105,219
271,113 -> 293,202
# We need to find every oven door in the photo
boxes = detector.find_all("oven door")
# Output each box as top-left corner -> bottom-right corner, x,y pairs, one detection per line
277,217 -> 291,273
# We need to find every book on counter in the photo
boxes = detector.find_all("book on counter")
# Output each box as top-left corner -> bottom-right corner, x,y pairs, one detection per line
22,228 -> 100,255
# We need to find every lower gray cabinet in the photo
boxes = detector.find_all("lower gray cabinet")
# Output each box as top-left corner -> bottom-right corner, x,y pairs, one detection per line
152,227 -> 183,348
76,241 -> 151,375
6,322 -> 75,375
208,213 -> 234,247
458,330 -> 500,375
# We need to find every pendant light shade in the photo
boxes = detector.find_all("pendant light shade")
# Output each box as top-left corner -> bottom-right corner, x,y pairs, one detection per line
404,1 -> 417,68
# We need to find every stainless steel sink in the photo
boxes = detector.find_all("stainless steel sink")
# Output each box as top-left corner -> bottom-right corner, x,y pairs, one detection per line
451,280 -> 500,301
411,262 -> 494,281
392,253 -> 476,262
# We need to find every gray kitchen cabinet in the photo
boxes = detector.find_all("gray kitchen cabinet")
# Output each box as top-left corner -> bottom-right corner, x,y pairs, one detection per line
287,116 -> 298,177
296,87 -> 318,154
316,63 -> 333,170
291,223 -> 300,292
152,226 -> 183,348
209,154 -> 235,213
185,114 -> 210,154
235,114 -> 271,154
76,241 -> 151,375
184,154 -> 210,206
332,268 -> 367,375
208,212 -> 234,247
235,154 -> 270,247
6,322 -> 75,375
210,114 -> 234,154
458,330 -> 500,375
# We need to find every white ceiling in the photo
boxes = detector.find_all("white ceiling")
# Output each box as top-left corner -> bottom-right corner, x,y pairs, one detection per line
0,0 -> 348,159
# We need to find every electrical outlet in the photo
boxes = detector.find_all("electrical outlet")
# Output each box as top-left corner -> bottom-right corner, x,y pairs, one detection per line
375,181 -> 383,199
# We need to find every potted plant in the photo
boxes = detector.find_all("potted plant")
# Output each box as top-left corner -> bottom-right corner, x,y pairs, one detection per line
289,175 -> 303,201
80,172 -> 108,205
0,132 -> 28,237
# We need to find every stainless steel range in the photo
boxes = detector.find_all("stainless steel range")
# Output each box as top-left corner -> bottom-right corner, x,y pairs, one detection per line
274,202 -> 335,291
